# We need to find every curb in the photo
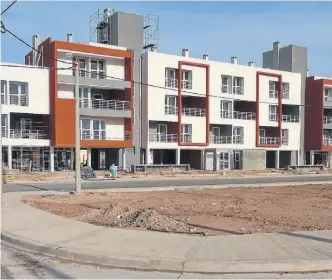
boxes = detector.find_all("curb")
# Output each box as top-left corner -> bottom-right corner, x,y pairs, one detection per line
2,232 -> 332,274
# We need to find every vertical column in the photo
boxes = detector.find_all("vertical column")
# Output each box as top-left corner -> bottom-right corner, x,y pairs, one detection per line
215,150 -> 220,171
50,147 -> 55,172
8,145 -> 12,170
87,148 -> 91,167
310,150 -> 315,165
176,148 -> 180,165
275,150 -> 280,169
145,148 -> 151,164
122,148 -> 126,170
328,152 -> 332,168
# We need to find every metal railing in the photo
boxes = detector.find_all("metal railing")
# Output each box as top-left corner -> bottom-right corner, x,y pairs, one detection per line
282,137 -> 289,145
149,133 -> 178,143
10,129 -> 48,139
182,107 -> 206,117
164,78 -> 192,89
165,106 -> 178,115
181,134 -> 192,143
282,115 -> 300,123
259,137 -> 280,145
269,90 -> 290,99
74,69 -> 105,79
79,98 -> 131,111
233,135 -> 244,144
80,130 -> 131,141
220,111 -> 256,120
9,95 -> 28,106
210,135 -> 232,144
232,87 -> 244,95
323,138 -> 332,146
323,116 -> 332,124
269,113 -> 278,122
1,127 -> 8,138
1,94 -> 7,105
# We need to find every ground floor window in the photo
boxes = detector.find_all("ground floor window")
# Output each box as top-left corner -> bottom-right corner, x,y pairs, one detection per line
54,148 -> 72,171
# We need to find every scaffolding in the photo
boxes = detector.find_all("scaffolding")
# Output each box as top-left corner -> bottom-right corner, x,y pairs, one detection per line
11,146 -> 50,172
144,14 -> 160,51
89,8 -> 116,44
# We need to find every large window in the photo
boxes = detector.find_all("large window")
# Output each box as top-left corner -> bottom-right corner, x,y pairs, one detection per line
79,87 -> 90,108
90,59 -> 105,79
269,105 -> 278,121
9,82 -> 28,106
325,87 -> 332,101
232,77 -> 243,95
1,80 -> 7,105
220,100 -> 232,118
165,68 -> 192,89
80,119 -> 91,139
181,70 -> 192,89
93,119 -> 106,140
221,76 -> 231,93
282,129 -> 289,145
181,124 -> 192,142
282,82 -> 290,99
165,95 -> 177,115
233,126 -> 244,144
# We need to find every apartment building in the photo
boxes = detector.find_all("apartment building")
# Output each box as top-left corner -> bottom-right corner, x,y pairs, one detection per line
1,63 -> 51,171
21,34 -> 134,171
141,49 -> 302,170
305,76 -> 332,166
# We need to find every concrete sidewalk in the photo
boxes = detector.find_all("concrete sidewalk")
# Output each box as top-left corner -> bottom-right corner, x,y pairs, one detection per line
2,192 -> 332,274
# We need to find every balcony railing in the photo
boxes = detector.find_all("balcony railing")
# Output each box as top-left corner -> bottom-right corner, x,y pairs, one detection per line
210,135 -> 244,144
1,127 -> 8,138
282,115 -> 300,123
10,129 -> 48,139
164,78 -> 192,89
164,106 -> 205,117
74,69 -> 106,79
181,134 -> 192,143
1,94 -> 7,105
269,90 -> 290,99
149,133 -> 178,143
259,137 -> 280,145
282,137 -> 289,145
182,107 -> 206,117
79,99 -> 131,111
323,138 -> 332,146
269,114 -> 300,123
80,130 -> 131,141
323,116 -> 332,124
9,95 -> 28,106
220,111 -> 256,120
232,87 -> 244,95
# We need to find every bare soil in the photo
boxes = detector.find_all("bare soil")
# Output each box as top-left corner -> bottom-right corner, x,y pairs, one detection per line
22,184 -> 332,236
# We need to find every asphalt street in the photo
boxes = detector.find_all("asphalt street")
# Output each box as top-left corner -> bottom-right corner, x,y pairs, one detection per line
1,243 -> 332,279
3,175 -> 332,193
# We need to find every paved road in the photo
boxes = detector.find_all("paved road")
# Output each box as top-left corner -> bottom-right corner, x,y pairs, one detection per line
3,175 -> 332,193
1,243 -> 332,279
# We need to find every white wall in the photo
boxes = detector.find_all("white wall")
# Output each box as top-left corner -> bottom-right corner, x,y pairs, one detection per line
0,63 -> 50,115
142,51 -> 302,151
58,84 -> 74,99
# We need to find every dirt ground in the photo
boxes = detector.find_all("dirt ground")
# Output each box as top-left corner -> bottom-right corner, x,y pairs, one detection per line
22,184 -> 332,236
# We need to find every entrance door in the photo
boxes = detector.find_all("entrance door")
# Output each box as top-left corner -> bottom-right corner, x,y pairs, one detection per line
181,124 -> 192,142
220,152 -> 230,170
157,124 -> 167,142
233,151 -> 241,170
220,100 -> 232,118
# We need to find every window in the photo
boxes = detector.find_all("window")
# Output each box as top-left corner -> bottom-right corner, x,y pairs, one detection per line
80,119 -> 91,140
259,129 -> 266,137
79,87 -> 90,108
93,120 -> 106,140
269,81 -> 278,98
282,129 -> 289,145
269,105 -> 278,121
181,124 -> 192,142
165,68 -> 178,88
233,126 -> 244,144
72,58 -> 87,77
282,82 -> 289,99
182,70 -> 192,89
165,95 -> 177,115
90,59 -> 105,79
220,100 -> 232,118
1,114 -> 7,137
232,77 -> 243,95
157,124 -> 167,142
1,80 -> 7,105
9,82 -> 28,106
325,87 -> 332,101
221,76 -> 230,93
212,127 -> 220,136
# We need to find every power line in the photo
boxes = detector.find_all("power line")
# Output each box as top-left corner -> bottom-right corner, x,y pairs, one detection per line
2,25 -> 75,67
1,0 -> 17,16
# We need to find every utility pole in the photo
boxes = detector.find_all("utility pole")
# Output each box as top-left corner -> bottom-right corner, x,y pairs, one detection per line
74,58 -> 81,193
0,99 -> 3,196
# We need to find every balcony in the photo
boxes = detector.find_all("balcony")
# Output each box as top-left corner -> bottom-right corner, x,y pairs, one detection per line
164,106 -> 206,117
323,116 -> 332,124
1,127 -> 8,138
9,95 -> 28,106
149,133 -> 178,143
220,111 -> 256,120
10,129 -> 48,139
79,99 -> 131,118
80,130 -> 131,141
259,137 -> 280,145
209,135 -> 244,144
164,78 -> 192,90
269,114 -> 300,123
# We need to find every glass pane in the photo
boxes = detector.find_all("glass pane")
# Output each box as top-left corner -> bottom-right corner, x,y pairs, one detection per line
100,120 -> 106,130
91,60 -> 97,70
79,59 -> 86,69
20,83 -> 26,95
2,114 -> 7,126
81,119 -> 90,129
9,83 -> 19,94
98,61 -> 104,70
93,120 -> 100,130
1,81 -> 6,94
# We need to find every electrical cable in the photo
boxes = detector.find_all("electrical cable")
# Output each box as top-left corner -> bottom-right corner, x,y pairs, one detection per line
1,0 -> 17,16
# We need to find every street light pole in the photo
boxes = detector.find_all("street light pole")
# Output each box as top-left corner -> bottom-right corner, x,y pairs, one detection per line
74,58 -> 81,193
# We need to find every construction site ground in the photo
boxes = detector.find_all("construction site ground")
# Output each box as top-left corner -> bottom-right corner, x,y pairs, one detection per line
4,168 -> 329,183
23,183 -> 332,236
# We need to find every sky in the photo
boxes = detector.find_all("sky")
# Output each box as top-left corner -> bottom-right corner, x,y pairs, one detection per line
1,1 -> 332,77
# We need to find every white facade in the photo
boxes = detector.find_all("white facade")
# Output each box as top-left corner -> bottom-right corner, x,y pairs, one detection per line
141,50 -> 302,168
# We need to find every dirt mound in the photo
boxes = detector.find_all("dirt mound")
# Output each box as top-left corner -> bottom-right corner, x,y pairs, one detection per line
77,204 -> 197,234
